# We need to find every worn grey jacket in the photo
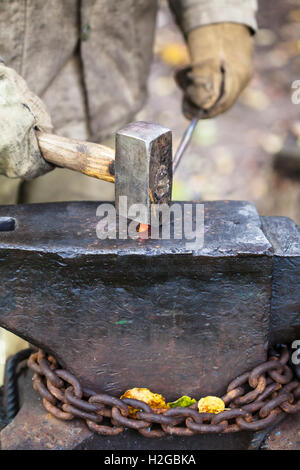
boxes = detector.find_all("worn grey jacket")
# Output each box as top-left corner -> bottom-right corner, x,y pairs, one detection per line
0,0 -> 257,141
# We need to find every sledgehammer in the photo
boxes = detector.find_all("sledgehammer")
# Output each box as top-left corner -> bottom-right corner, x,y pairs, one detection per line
37,121 -> 172,225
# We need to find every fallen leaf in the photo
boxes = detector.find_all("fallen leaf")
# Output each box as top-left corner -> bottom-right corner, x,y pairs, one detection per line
198,396 -> 225,414
121,388 -> 169,417
167,395 -> 197,408
159,42 -> 190,67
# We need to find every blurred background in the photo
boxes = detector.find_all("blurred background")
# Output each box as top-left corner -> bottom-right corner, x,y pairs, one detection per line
138,0 -> 300,224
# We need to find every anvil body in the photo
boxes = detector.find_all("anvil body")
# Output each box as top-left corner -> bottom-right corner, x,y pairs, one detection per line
0,200 -> 299,449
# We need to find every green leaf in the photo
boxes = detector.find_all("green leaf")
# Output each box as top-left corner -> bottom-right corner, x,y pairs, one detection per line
167,396 -> 196,408
82,24 -> 91,41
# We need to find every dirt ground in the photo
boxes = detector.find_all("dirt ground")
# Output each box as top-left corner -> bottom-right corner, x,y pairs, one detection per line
138,0 -> 300,224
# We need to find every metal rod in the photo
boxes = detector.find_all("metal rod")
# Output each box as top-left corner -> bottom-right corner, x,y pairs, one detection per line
173,109 -> 207,173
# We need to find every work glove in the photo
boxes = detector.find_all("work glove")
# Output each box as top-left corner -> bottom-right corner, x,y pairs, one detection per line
177,23 -> 254,119
0,62 -> 53,180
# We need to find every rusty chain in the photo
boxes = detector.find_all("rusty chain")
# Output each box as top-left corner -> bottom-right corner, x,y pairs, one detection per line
27,346 -> 300,438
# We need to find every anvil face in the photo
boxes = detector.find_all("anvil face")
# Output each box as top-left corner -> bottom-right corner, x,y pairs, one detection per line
0,201 -> 299,400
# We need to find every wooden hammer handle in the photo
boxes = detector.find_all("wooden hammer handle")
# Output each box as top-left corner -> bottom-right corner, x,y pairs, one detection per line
37,132 -> 116,183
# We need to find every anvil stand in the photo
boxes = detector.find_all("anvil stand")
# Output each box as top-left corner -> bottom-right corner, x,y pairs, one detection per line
0,200 -> 299,450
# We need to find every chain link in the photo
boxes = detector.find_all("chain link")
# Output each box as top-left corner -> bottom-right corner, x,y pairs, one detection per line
27,345 -> 300,438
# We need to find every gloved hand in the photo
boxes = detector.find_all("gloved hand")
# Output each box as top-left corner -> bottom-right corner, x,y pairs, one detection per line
177,23 -> 254,119
0,63 -> 53,180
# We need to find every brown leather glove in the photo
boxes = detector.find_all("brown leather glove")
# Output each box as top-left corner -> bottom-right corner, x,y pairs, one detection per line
177,23 -> 254,119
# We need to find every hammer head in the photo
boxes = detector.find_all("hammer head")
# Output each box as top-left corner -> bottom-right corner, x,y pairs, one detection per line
115,121 -> 172,225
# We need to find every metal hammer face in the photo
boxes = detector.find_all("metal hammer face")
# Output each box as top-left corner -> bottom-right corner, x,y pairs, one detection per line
115,121 -> 172,225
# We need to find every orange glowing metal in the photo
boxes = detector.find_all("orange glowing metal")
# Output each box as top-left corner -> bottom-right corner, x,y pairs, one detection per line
138,223 -> 150,233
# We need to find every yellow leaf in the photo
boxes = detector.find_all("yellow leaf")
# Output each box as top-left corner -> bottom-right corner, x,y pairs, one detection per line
159,43 -> 189,67
198,396 -> 225,414
121,388 -> 170,417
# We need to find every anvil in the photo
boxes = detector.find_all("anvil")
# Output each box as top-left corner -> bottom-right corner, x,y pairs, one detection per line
0,200 -> 299,449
